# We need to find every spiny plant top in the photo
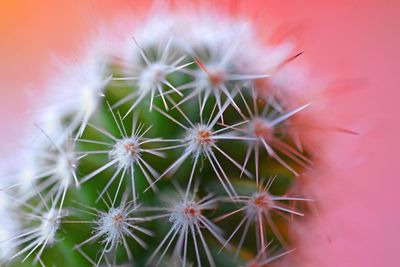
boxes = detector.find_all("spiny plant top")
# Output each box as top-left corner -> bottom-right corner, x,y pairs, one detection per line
1,11 -> 315,267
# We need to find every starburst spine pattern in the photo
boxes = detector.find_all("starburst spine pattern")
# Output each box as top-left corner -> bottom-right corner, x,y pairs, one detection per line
0,8 -> 321,267
77,103 -> 169,204
145,187 -> 227,267
72,193 -> 151,266
217,178 -> 312,260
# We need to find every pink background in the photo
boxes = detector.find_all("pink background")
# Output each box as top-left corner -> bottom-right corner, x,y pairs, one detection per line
0,1 -> 398,266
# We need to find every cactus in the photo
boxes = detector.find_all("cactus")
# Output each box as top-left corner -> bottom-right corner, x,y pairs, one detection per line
1,9 -> 316,267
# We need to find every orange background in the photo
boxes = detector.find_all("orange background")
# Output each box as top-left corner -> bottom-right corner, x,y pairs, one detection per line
0,1 -> 399,266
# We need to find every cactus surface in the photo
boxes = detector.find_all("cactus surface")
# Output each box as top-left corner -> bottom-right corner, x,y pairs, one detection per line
1,8 -> 317,267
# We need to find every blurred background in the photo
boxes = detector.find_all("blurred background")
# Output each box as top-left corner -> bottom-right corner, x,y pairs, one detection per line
0,0 -> 398,266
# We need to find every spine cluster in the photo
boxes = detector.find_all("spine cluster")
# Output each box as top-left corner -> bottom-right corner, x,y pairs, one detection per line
1,10 -> 314,267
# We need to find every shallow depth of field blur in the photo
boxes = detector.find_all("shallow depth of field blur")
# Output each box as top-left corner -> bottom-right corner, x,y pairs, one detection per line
0,1 -> 399,267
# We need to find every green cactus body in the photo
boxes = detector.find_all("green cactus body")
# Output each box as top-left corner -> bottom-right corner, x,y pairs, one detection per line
1,10 -> 314,267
